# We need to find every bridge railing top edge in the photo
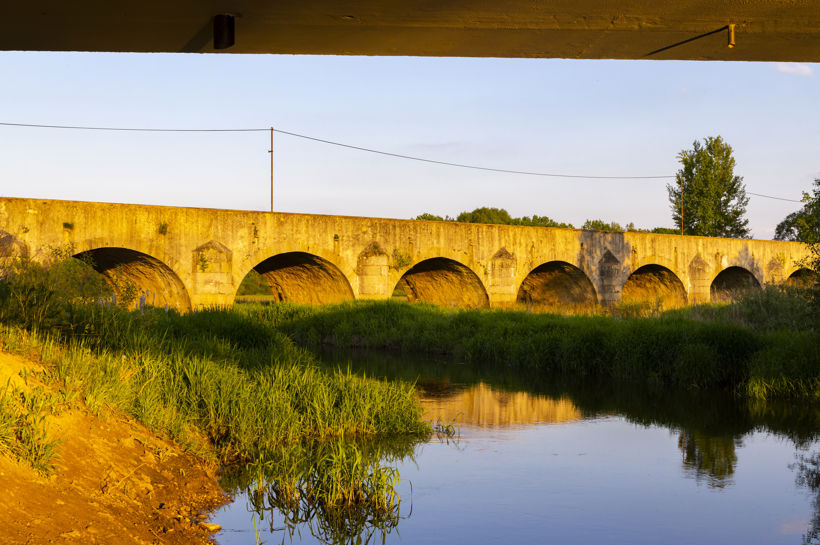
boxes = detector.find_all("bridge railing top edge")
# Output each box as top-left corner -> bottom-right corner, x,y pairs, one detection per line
0,196 -> 809,248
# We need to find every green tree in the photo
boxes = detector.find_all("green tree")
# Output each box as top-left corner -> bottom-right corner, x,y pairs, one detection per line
650,227 -> 680,235
456,207 -> 515,224
774,178 -> 820,244
417,207 -> 573,228
667,136 -> 750,238
415,213 -> 453,222
519,215 -> 573,229
582,219 -> 624,232
776,179 -> 820,286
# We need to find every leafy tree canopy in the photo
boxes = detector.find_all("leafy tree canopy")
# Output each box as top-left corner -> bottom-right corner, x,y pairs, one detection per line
774,178 -> 820,244
415,212 -> 454,222
667,136 -> 751,238
583,219 -> 623,232
581,220 -> 677,234
416,207 -> 573,229
418,208 -> 673,234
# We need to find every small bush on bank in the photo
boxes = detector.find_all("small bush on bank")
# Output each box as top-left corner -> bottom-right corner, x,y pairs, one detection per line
0,249 -> 111,330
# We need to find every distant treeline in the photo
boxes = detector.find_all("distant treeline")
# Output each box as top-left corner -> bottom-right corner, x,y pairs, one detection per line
415,207 -> 677,234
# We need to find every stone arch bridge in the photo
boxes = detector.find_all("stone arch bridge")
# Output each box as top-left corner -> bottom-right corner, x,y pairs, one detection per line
0,197 -> 811,312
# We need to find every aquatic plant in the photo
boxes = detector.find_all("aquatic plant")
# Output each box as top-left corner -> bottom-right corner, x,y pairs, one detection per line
226,436 -> 418,545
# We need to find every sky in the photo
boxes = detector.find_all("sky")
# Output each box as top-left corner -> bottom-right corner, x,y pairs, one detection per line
0,52 -> 817,239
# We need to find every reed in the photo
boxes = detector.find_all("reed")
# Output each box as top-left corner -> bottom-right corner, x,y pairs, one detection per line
238,292 -> 819,400
0,307 -> 429,467
230,436 -> 418,544
0,378 -> 63,473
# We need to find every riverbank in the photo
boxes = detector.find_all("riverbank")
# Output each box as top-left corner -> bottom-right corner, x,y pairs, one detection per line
237,287 -> 820,399
0,303 -> 430,542
0,350 -> 226,544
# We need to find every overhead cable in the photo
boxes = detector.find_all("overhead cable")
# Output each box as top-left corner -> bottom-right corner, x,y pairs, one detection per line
0,121 -> 673,180
0,121 -> 808,200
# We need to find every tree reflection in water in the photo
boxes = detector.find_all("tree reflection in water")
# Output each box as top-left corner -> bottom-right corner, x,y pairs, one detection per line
792,451 -> 820,544
223,435 -> 423,544
677,430 -> 740,488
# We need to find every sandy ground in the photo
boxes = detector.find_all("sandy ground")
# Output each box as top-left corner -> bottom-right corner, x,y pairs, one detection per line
0,351 -> 230,545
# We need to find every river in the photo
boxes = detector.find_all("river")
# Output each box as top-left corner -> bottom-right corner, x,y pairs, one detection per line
210,349 -> 820,544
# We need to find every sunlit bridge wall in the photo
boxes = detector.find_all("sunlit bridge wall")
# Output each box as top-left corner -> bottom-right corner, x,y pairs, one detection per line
0,198 -> 810,312
392,257 -> 489,309
248,252 -> 354,304
622,264 -> 687,309
75,247 -> 192,311
516,261 -> 597,311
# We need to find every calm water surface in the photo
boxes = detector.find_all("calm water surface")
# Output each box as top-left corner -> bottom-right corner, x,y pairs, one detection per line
211,351 -> 820,544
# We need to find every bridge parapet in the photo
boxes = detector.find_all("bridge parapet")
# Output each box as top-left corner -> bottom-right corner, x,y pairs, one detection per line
0,197 -> 810,312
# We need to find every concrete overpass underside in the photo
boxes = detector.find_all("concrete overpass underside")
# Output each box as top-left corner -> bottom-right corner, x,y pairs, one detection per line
2,1 -> 820,62
0,198 -> 810,312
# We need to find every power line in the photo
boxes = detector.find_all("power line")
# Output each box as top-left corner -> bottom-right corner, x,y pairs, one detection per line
272,128 -> 673,180
0,121 -> 809,202
0,121 -> 673,180
0,121 -> 266,132
748,192 -> 803,203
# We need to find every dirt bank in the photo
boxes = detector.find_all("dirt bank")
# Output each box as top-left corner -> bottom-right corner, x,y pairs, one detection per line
0,351 -> 229,545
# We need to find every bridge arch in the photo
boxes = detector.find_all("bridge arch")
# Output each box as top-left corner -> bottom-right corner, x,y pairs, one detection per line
516,261 -> 597,310
240,251 -> 354,304
392,256 -> 489,308
786,267 -> 817,288
622,264 -> 687,308
74,247 -> 191,311
710,266 -> 761,301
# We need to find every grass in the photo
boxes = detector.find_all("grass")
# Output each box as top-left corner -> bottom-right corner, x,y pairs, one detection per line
0,253 -> 430,493
233,285 -> 820,400
0,378 -> 63,474
228,435 -> 417,544
0,308 -> 429,465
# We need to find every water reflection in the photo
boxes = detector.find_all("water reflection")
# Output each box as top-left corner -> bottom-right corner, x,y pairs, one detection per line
221,436 -> 422,545
793,451 -> 820,544
213,348 -> 820,544
418,381 -> 582,427
318,347 -> 820,489
677,430 -> 740,488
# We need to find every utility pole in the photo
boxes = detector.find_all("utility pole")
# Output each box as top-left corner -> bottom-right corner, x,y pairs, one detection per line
269,127 -> 274,213
679,176 -> 683,236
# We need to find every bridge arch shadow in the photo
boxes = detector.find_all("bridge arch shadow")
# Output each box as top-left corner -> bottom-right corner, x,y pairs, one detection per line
392,257 -> 489,308
75,247 -> 191,312
710,266 -> 761,302
516,261 -> 597,311
787,268 -> 817,288
622,264 -> 687,309
240,251 -> 354,304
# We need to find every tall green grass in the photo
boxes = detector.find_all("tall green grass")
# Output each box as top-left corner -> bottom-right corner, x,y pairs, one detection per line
236,287 -> 820,400
0,378 -> 63,473
0,309 -> 428,465
0,252 -> 429,514
225,435 -> 417,544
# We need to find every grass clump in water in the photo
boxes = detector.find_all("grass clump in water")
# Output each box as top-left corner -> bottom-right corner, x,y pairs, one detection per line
227,436 -> 418,544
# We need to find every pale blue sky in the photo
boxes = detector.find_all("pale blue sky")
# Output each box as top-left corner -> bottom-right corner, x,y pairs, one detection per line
1,52 -> 817,238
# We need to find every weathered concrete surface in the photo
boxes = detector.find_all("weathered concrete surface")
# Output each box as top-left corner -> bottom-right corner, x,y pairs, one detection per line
0,197 -> 810,311
2,1 -> 820,62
